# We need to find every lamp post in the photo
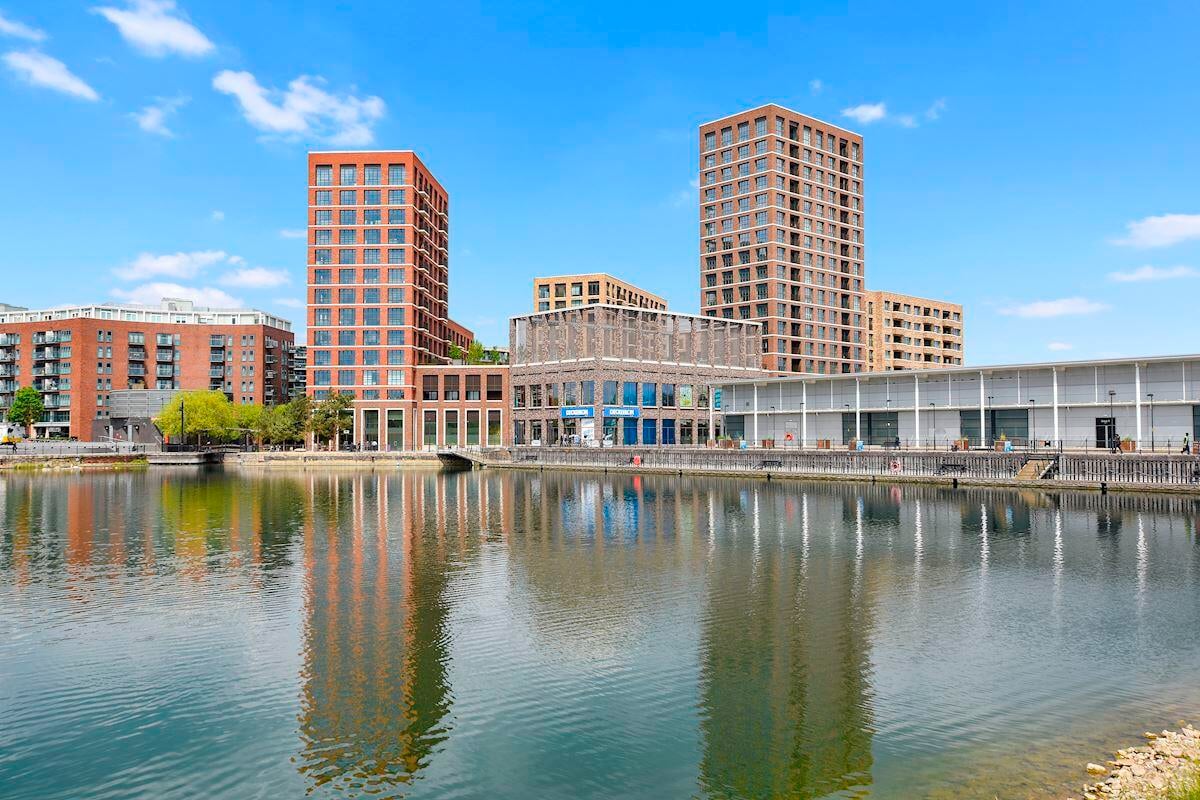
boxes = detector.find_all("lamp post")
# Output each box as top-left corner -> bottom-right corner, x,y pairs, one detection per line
1147,393 -> 1155,451
179,396 -> 186,451
1108,389 -> 1116,450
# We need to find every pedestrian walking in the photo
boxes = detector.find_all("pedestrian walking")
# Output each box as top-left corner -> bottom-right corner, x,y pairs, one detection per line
1183,432 -> 1192,454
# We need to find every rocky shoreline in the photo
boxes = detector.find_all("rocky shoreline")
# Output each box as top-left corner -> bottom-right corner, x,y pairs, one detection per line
1072,725 -> 1200,799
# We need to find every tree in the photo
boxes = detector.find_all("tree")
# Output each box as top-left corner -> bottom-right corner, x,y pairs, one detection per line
448,342 -> 464,362
7,386 -> 44,436
233,403 -> 266,446
155,391 -> 236,444
309,393 -> 353,448
262,395 -> 310,445
466,340 -> 485,364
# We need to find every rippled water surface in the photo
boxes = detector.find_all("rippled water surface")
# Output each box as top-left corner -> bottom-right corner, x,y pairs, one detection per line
2,468 -> 1200,799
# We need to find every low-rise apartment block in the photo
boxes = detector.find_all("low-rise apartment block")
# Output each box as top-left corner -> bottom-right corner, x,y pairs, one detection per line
533,273 -> 666,312
866,290 -> 964,371
0,298 -> 293,440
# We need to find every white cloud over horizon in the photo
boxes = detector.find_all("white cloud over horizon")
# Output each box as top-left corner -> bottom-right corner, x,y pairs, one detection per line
0,11 -> 47,42
1047,341 -> 1074,351
1112,213 -> 1200,248
1108,264 -> 1198,282
272,297 -> 304,309
112,282 -> 242,308
212,70 -> 385,146
131,95 -> 187,136
93,0 -> 214,58
841,102 -> 886,124
808,78 -> 823,95
2,50 -> 99,101
1000,297 -> 1111,318
219,266 -> 289,288
114,249 -> 233,280
278,228 -> 305,239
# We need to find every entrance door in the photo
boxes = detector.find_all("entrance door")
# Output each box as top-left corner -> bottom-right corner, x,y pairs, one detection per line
1095,417 -> 1116,449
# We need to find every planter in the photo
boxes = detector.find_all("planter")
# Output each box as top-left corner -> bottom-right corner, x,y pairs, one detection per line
817,439 -> 831,450
1193,443 -> 1200,456
994,441 -> 1013,453
1120,440 -> 1136,453
719,439 -> 735,449
955,438 -> 970,451
706,440 -> 717,448
761,439 -> 775,449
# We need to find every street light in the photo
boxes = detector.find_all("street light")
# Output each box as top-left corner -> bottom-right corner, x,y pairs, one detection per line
1147,393 -> 1155,451
1108,389 -> 1116,450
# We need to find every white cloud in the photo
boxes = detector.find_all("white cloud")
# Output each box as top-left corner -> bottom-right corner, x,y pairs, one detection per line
1047,341 -> 1074,352
273,297 -> 304,309
210,209 -> 224,222
93,0 -> 213,58
278,228 -> 306,239
212,70 -> 385,146
841,102 -> 886,124
669,176 -> 700,208
1108,264 -> 1198,283
112,282 -> 242,308
114,249 -> 232,280
925,98 -> 946,121
1112,213 -> 1200,248
0,11 -> 47,42
131,95 -> 186,136
2,50 -> 99,101
999,297 -> 1110,318
808,78 -> 823,95
895,113 -> 917,128
220,267 -> 289,288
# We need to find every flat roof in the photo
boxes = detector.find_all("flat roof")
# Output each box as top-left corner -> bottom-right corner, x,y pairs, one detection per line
531,273 -> 667,300
719,353 -> 1200,387
510,303 -> 761,328
698,103 -> 862,138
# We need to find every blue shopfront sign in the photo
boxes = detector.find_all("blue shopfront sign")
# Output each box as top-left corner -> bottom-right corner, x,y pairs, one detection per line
602,406 -> 640,418
713,388 -> 723,410
560,406 -> 594,418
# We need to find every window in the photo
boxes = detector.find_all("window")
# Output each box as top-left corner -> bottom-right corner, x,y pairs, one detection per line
388,189 -> 405,204
339,249 -> 356,265
339,165 -> 357,185
642,418 -> 657,445
315,190 -> 332,205
315,165 -> 332,186
338,308 -> 356,326
313,289 -> 331,305
387,249 -> 406,264
388,164 -> 407,184
364,164 -> 381,185
581,380 -> 595,404
387,308 -> 405,326
422,374 -> 438,401
487,374 -> 503,401
641,382 -> 656,407
622,381 -> 637,405
488,410 -> 502,446
661,383 -> 676,407
314,248 -> 332,264
466,410 -> 481,445
423,411 -> 437,446
444,410 -> 458,445
602,380 -> 618,405
339,190 -> 356,205
444,374 -> 460,400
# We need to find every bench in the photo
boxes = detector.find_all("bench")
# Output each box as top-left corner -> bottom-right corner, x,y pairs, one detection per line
936,462 -> 967,475
758,459 -> 783,469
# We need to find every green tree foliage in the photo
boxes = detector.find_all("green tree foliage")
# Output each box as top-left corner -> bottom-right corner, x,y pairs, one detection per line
262,395 -> 310,445
155,391 -> 237,443
466,340 -> 485,364
7,386 -> 44,433
448,342 -> 464,362
308,393 -> 353,447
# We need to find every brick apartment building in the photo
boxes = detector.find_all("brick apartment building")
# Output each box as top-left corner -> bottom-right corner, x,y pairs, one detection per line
699,104 -> 867,375
304,151 -> 506,449
533,273 -> 667,312
866,290 -> 964,371
0,298 -> 294,440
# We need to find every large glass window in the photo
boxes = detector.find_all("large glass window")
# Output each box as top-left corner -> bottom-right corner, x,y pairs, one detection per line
582,381 -> 595,405
661,383 -> 676,407
661,418 -> 676,444
444,410 -> 459,447
546,383 -> 560,407
386,410 -> 403,450
622,382 -> 637,405
641,383 -> 657,407
466,410 -> 480,445
623,417 -> 638,445
423,411 -> 437,446
602,380 -> 618,405
642,418 -> 657,445
487,410 -> 502,446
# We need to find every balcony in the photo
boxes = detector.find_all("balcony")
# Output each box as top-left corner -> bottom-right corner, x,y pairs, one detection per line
156,365 -> 175,378
156,352 -> 175,363
210,352 -> 225,363
209,335 -> 226,347
33,347 -> 62,361
0,349 -> 15,362
156,335 -> 174,347
127,365 -> 146,377
0,365 -> 17,377
0,334 -> 19,346
31,365 -> 62,377
127,348 -> 146,360
33,332 -> 62,345
209,368 -> 224,378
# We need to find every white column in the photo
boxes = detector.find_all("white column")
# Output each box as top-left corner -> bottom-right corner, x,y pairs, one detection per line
1052,367 -> 1060,444
801,381 -> 808,448
1134,362 -> 1142,449
752,383 -> 759,445
913,375 -> 920,448
708,383 -> 714,442
979,371 -> 987,445
854,378 -> 861,442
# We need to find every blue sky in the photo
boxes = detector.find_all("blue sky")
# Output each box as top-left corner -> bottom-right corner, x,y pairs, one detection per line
1,1 -> 1198,365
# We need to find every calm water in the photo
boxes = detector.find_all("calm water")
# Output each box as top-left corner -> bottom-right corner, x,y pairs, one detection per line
2,468 -> 1199,800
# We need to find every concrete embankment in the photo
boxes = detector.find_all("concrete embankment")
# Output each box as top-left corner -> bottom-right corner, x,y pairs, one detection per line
490,448 -> 1200,495
225,451 -> 446,469
0,453 -> 147,471
1074,726 -> 1200,799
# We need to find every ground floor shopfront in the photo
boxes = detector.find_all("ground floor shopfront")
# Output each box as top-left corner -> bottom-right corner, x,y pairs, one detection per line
718,354 -> 1200,451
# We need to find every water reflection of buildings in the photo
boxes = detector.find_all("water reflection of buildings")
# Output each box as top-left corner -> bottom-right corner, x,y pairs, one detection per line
295,470 -> 510,797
